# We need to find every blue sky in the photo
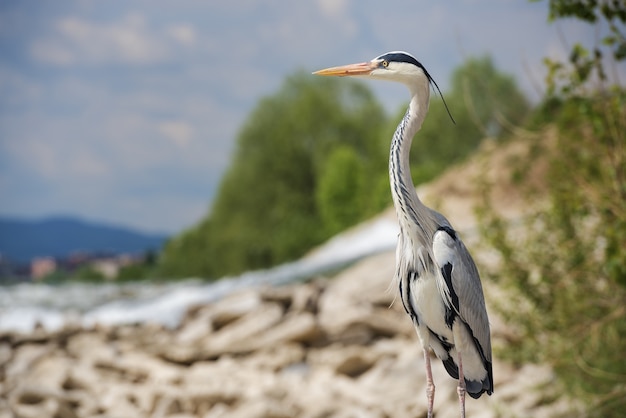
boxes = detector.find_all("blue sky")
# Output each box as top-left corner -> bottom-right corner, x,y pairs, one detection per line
0,1 -> 618,234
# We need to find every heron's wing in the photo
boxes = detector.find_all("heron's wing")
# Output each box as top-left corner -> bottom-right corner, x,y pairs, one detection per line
432,227 -> 492,362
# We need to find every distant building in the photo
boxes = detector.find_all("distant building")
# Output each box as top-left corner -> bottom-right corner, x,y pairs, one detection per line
31,257 -> 57,280
91,259 -> 119,280
91,254 -> 137,280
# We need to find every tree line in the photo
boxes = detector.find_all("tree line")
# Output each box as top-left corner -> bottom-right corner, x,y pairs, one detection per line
157,56 -> 529,279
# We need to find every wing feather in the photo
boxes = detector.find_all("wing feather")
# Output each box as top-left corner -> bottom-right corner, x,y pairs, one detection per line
432,227 -> 492,363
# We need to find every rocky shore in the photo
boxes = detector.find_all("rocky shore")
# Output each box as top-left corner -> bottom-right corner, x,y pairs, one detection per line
1,137 -> 577,417
1,249 -> 574,418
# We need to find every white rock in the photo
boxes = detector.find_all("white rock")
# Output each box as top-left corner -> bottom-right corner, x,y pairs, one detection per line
208,289 -> 262,329
203,302 -> 284,355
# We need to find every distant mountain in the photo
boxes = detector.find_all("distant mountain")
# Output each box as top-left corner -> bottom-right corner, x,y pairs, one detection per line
0,216 -> 169,262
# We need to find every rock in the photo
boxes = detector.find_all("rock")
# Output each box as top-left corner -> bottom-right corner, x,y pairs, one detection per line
103,350 -> 183,384
208,289 -> 262,330
254,312 -> 322,347
157,342 -> 202,365
4,343 -> 55,383
308,344 -> 380,377
0,342 -> 12,367
203,302 -> 284,356
0,249 -> 582,418
238,343 -> 305,371
259,285 -> 294,310
317,252 -> 404,344
62,362 -> 101,392
20,355 -> 70,391
9,386 -> 78,418
0,398 -> 11,418
150,393 -> 184,418
183,361 -> 243,404
176,306 -> 213,344
97,383 -> 146,417
289,281 -> 325,314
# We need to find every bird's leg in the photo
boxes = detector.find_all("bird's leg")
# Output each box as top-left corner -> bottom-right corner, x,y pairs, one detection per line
457,351 -> 466,418
423,348 -> 435,418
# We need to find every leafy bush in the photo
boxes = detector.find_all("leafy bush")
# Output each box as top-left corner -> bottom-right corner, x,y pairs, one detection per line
479,94 -> 626,415
477,2 -> 626,415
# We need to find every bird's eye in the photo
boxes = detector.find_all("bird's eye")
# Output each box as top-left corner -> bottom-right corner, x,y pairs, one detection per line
381,60 -> 389,68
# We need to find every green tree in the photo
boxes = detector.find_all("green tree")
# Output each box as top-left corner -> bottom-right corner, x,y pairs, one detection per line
72,265 -> 106,282
159,218 -> 217,278
316,145 -> 366,236
159,72 -> 388,279
449,55 -> 530,137
116,250 -> 159,282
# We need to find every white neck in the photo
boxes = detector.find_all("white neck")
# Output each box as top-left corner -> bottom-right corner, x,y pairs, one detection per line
389,82 -> 430,230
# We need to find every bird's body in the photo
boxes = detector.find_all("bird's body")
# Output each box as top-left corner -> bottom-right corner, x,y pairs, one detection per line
315,51 -> 492,417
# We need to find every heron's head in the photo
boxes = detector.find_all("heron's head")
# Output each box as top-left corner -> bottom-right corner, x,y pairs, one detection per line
314,51 -> 454,122
313,51 -> 432,90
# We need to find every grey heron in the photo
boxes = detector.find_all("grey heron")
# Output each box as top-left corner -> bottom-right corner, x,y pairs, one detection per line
314,51 -> 493,418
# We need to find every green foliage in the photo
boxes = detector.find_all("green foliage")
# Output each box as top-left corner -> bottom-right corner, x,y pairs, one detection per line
539,0 -> 626,95
116,263 -> 149,282
158,218 -> 217,278
449,56 -> 530,138
117,251 -> 158,282
40,270 -> 71,284
479,94 -> 626,416
477,2 -> 626,415
316,146 -> 367,236
159,72 -> 388,279
72,265 -> 106,282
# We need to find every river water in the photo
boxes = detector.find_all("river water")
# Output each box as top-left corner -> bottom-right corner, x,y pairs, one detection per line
0,217 -> 398,333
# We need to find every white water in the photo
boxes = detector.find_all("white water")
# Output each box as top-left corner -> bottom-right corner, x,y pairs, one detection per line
0,217 -> 398,333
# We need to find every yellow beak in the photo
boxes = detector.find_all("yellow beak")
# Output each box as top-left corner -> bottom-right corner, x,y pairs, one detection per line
313,61 -> 378,77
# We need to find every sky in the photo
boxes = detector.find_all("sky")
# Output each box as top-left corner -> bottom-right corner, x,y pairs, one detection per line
0,0 -> 620,235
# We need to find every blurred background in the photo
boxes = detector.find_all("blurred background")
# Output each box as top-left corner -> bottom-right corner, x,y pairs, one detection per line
1,1 -> 625,417
0,0 -> 597,235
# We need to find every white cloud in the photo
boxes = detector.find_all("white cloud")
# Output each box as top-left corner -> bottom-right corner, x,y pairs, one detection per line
29,41 -> 75,66
317,0 -> 350,19
167,23 -> 196,46
11,139 -> 60,179
67,150 -> 110,178
31,13 -> 167,66
2,131 -> 108,182
158,120 -> 193,147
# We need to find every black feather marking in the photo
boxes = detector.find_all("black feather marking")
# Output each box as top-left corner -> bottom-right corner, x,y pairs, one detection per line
437,225 -> 457,240
460,322 -> 495,397
431,330 -> 458,378
432,327 -> 491,397
441,262 -> 459,313
376,52 -> 424,68
461,320 -> 494,396
398,277 -> 410,315
442,355 -> 459,379
433,331 -> 490,397
399,270 -> 421,325
444,305 -> 457,328
376,52 -> 456,124
469,331 -> 494,397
